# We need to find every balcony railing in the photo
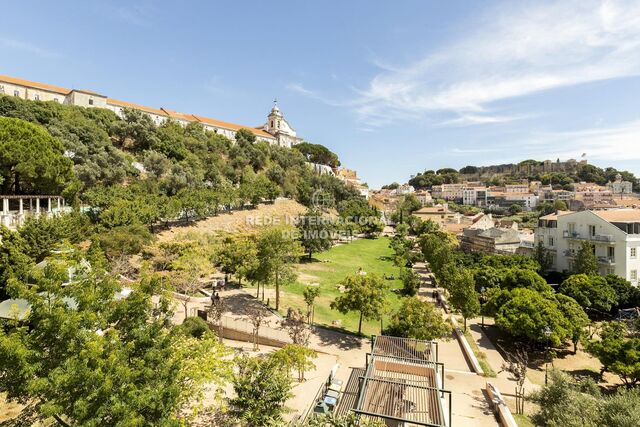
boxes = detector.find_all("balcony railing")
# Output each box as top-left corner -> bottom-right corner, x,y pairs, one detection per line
597,256 -> 616,265
562,230 -> 615,243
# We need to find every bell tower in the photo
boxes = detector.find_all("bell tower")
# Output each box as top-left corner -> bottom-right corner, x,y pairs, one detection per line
266,98 -> 283,135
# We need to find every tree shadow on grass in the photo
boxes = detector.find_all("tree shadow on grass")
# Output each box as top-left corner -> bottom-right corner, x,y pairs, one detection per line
312,324 -> 367,351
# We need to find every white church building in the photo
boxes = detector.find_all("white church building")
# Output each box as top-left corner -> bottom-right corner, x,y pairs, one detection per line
0,74 -> 302,148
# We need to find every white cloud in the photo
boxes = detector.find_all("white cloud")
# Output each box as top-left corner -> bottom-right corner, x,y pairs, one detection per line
522,120 -> 640,162
0,37 -> 60,59
295,1 -> 640,127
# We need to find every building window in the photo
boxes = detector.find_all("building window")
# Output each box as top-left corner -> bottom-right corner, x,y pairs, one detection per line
589,225 -> 596,237
34,94 -> 40,101
88,98 -> 94,105
13,90 -> 19,97
632,247 -> 637,259
0,85 -> 4,94
548,236 -> 554,246
608,247 -> 615,259
631,270 -> 638,281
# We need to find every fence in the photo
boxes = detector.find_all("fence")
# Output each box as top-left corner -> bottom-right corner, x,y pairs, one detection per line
201,313 -> 292,347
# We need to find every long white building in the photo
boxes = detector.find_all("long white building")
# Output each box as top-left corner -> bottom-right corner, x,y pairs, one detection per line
536,209 -> 640,284
0,74 -> 302,147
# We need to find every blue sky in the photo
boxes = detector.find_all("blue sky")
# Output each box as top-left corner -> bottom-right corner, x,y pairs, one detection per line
2,1 -> 640,188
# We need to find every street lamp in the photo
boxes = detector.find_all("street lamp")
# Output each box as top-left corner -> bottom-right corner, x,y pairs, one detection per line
543,325 -> 552,385
480,287 -> 487,328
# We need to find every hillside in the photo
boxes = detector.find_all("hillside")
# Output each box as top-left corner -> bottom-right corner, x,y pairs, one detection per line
0,94 -> 362,230
156,198 -> 307,242
406,160 -> 640,191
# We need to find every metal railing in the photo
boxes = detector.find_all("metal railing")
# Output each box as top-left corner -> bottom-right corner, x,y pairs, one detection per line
563,230 -> 615,243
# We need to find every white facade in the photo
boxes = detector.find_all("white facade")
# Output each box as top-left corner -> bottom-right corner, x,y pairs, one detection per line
536,209 -> 640,284
463,187 -> 488,206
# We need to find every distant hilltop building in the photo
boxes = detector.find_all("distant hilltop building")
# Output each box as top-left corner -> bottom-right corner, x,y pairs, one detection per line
460,158 -> 588,178
0,74 -> 301,148
607,173 -> 633,195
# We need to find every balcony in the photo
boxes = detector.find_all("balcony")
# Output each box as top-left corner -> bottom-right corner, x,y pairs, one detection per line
562,230 -> 615,244
597,256 -> 616,265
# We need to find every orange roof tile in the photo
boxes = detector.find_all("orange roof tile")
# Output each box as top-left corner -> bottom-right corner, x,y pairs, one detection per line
3,74 -> 277,141
107,98 -> 168,117
0,74 -> 70,95
193,115 -> 274,139
594,209 -> 640,222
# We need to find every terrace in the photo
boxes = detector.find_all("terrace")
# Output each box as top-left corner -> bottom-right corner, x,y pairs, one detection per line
334,335 -> 452,427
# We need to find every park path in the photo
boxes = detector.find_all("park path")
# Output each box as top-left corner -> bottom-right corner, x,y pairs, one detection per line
413,261 -> 541,424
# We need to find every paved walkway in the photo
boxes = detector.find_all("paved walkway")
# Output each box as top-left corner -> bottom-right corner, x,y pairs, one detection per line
413,261 -> 541,425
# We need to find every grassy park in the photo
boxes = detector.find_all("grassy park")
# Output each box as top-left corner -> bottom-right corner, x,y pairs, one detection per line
280,237 -> 404,336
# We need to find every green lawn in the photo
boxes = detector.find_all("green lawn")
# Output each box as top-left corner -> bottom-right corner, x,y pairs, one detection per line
281,237 -> 405,336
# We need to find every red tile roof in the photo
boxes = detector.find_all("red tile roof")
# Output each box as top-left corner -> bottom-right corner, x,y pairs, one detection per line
0,74 -> 70,94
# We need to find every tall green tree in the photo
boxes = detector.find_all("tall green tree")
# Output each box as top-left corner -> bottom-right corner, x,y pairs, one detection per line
297,209 -> 333,260
573,241 -> 599,275
534,241 -> 554,273
230,355 -> 293,426
559,274 -> 618,314
0,117 -> 76,195
385,297 -> 451,340
303,285 -> 320,324
331,274 -> 388,335
0,266 -> 231,425
586,321 -> 640,386
251,226 -> 301,311
449,269 -> 480,331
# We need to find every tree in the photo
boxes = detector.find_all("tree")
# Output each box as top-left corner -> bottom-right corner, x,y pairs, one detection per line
509,204 -> 523,215
0,117 -> 77,195
280,308 -> 311,345
230,355 -> 293,426
555,294 -> 590,354
216,234 -> 258,286
384,297 -> 451,340
170,251 -> 212,320
553,199 -> 568,211
573,241 -> 598,275
293,142 -> 341,168
252,226 -> 302,311
586,321 -> 640,386
270,344 -> 318,382
0,267 -> 231,425
534,241 -> 554,273
559,274 -> 618,314
531,369 -> 640,427
448,269 -> 480,331
305,413 -> 386,427
303,285 -> 320,324
247,304 -> 270,351
502,268 -> 552,293
400,268 -> 421,296
331,274 -> 388,335
605,274 -> 640,310
494,288 -> 571,346
297,209 -> 333,260
530,370 -> 601,427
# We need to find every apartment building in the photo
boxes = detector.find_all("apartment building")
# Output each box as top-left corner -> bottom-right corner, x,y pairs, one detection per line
431,184 -> 464,202
536,209 -> 640,284
462,186 -> 488,206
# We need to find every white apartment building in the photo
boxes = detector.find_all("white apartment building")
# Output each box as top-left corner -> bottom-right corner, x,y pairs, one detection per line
536,209 -> 640,284
0,74 -> 302,147
462,186 -> 488,206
